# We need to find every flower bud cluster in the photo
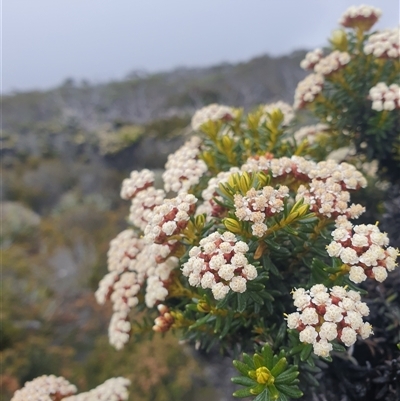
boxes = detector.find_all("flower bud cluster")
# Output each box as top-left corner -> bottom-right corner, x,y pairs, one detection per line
314,51 -> 351,76
339,5 -> 381,31
294,73 -> 324,109
153,304 -> 175,332
120,169 -> 154,200
96,229 -> 178,348
120,169 -> 166,232
108,311 -> 132,350
364,27 -> 400,59
163,136 -> 208,194
234,186 -> 289,237
293,124 -> 328,144
129,187 -> 165,231
369,82 -> 400,112
64,377 -> 131,401
11,375 -> 77,401
300,48 -> 324,70
95,230 -> 147,349
327,218 -> 399,283
191,103 -> 235,131
286,285 -> 372,357
242,155 -> 367,190
144,254 -> 178,308
182,231 -> 257,300
296,179 -> 365,219
95,230 -> 144,305
144,193 -> 197,244
260,101 -> 295,126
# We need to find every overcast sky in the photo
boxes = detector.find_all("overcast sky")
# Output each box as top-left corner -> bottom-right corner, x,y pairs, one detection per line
3,0 -> 399,93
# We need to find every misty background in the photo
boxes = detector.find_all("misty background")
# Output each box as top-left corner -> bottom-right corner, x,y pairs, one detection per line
3,0 -> 399,93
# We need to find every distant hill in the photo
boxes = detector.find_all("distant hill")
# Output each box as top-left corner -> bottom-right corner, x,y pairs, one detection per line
2,50 -> 308,132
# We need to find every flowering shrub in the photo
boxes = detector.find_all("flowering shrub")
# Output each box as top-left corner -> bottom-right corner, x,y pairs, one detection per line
88,8 -> 400,398
13,4 -> 399,401
95,71 -> 398,401
295,4 -> 400,182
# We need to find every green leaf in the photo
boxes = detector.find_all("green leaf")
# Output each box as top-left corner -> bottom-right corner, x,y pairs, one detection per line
219,310 -> 233,339
237,293 -> 249,313
214,315 -> 222,333
297,216 -> 319,224
332,342 -> 347,352
189,313 -> 215,329
231,376 -> 255,386
253,353 -> 264,368
242,353 -> 255,369
288,344 -> 304,356
278,393 -> 289,401
249,291 -> 265,304
268,384 -> 280,400
271,358 -> 287,377
302,371 -> 320,387
275,368 -> 299,385
233,360 -> 250,376
275,384 -> 303,398
300,344 -> 313,362
247,282 -> 266,292
262,344 -> 274,369
250,383 -> 266,396
274,321 -> 287,348
233,387 -> 253,398
253,388 -> 269,400
185,303 -> 199,312
258,288 -> 275,301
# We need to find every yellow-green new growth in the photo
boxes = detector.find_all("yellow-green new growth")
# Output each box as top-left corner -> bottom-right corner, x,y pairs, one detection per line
232,344 -> 303,400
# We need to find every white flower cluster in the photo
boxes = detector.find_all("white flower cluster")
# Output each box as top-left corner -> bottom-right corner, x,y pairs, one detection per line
293,124 -> 329,144
234,186 -> 289,237
294,73 -> 324,109
364,27 -> 400,59
307,160 -> 367,190
105,230 -> 144,275
369,82 -> 400,112
11,375 -> 77,401
199,167 -> 240,217
120,169 -> 154,200
163,136 -> 208,193
314,51 -> 351,76
241,155 -> 367,190
300,48 -> 324,70
95,230 -> 146,349
326,218 -> 399,284
260,101 -> 295,126
95,230 -> 144,305
108,311 -> 132,350
182,231 -> 257,300
144,253 -> 178,308
129,186 -> 165,231
64,378 -> 131,401
339,5 -> 381,30
144,193 -> 197,244
191,103 -> 235,131
296,179 -> 365,219
286,285 -> 372,357
95,229 -> 179,348
120,168 -> 166,232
